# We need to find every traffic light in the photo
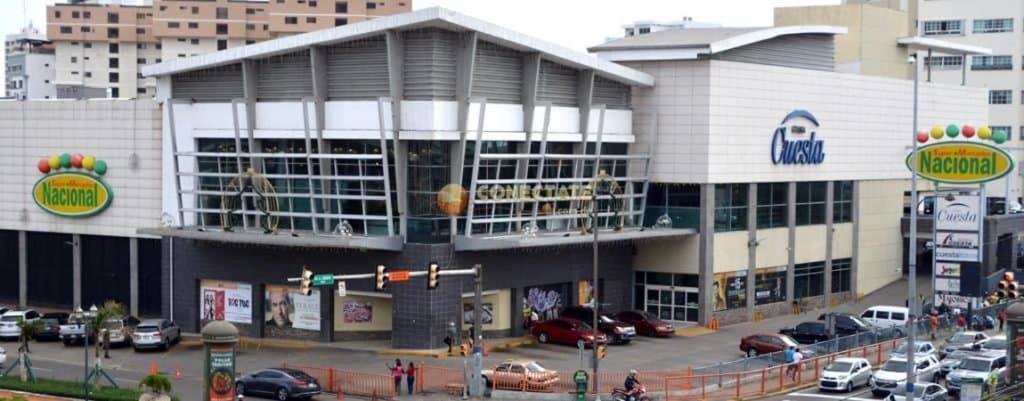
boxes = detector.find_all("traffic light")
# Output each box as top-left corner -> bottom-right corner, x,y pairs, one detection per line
427,262 -> 440,290
299,267 -> 313,296
996,272 -> 1019,300
596,343 -> 607,360
375,264 -> 388,291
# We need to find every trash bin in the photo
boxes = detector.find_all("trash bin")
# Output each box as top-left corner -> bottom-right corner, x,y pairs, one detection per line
573,370 -> 589,401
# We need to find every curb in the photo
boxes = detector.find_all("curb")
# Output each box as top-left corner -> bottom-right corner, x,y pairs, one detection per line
380,338 -> 536,358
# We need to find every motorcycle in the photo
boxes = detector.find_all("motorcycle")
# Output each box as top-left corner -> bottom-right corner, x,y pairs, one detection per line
612,384 -> 651,401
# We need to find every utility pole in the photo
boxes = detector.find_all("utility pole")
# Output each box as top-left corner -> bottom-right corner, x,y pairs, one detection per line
906,52 -> 919,397
471,264 -> 484,398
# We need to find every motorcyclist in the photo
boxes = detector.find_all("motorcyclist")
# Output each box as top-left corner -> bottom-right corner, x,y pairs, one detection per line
624,369 -> 641,401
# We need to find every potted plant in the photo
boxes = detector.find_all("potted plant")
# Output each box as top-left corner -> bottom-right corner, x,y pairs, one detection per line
138,373 -> 173,401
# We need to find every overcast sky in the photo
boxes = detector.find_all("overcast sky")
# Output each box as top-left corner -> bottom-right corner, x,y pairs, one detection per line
1,0 -> 840,90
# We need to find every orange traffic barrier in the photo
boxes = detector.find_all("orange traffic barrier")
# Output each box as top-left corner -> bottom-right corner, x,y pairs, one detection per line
150,361 -> 158,375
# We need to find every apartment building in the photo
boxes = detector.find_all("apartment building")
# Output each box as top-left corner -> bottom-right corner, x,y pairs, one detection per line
5,25 -> 56,100
47,0 -> 411,98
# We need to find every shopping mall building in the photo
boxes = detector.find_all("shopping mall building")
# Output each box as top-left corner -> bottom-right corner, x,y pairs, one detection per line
0,7 -> 991,348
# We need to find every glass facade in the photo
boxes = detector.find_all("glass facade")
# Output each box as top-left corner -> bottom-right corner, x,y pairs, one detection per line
714,184 -> 748,232
795,182 -> 827,225
634,271 -> 699,322
833,181 -> 853,224
407,141 -> 453,243
644,183 -> 700,230
756,183 -> 787,229
755,267 -> 787,305
831,258 -> 852,293
794,261 -> 825,299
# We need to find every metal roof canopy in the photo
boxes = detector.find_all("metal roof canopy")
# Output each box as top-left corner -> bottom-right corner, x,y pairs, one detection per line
137,227 -> 404,251
588,25 -> 847,61
453,227 -> 696,251
141,7 -> 654,87
897,37 -> 992,55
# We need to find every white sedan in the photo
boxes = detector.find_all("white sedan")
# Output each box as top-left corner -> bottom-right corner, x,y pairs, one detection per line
0,346 -> 6,367
819,357 -> 872,392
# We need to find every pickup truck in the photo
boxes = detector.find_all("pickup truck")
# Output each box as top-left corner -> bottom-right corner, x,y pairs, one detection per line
59,313 -> 96,346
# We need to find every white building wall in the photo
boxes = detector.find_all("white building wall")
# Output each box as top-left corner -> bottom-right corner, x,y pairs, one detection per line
24,53 -> 57,99
0,100 -> 163,237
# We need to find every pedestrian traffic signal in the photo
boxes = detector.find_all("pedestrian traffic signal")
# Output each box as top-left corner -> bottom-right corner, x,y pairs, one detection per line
596,344 -> 606,360
299,267 -> 313,296
427,262 -> 440,290
375,264 -> 388,291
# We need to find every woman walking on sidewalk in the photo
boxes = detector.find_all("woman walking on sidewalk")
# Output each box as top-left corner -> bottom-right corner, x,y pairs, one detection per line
406,362 -> 417,395
388,359 -> 403,395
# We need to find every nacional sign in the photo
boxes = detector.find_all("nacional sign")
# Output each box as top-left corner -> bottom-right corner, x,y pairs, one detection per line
906,141 -> 1014,184
771,110 -> 825,165
32,152 -> 112,218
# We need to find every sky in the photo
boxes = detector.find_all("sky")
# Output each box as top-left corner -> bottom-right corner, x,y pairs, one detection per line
0,0 -> 841,87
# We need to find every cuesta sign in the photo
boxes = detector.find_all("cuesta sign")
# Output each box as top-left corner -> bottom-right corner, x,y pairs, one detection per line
771,110 -> 825,165
905,141 -> 1014,184
32,171 -> 113,218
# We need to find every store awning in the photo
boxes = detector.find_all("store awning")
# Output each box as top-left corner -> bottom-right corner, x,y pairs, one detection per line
137,227 -> 403,251
897,37 -> 991,55
454,227 -> 696,251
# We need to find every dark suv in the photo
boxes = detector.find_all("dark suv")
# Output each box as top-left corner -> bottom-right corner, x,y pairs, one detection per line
817,313 -> 873,336
559,306 -> 636,344
780,321 -> 833,344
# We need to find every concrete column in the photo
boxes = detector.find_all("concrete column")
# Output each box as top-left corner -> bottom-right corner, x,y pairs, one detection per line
698,184 -> 715,325
521,53 -> 541,135
241,59 -> 258,168
577,69 -> 596,136
850,181 -> 861,299
385,30 -> 408,237
309,46 -> 333,227
252,283 -> 265,338
786,182 -> 796,306
747,184 -> 757,319
18,231 -> 26,308
824,182 -> 835,308
320,284 -> 334,342
72,234 -> 82,309
130,237 -> 139,317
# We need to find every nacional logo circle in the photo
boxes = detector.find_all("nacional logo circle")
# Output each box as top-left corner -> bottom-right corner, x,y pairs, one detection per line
32,152 -> 113,218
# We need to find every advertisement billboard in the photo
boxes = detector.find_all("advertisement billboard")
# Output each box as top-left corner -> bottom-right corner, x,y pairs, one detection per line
265,286 -> 321,332
935,195 -> 980,232
199,280 -> 253,324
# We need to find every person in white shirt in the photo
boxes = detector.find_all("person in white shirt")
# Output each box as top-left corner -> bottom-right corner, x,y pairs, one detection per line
790,349 -> 804,380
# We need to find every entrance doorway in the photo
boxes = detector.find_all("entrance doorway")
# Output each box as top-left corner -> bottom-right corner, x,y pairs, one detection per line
644,285 -> 698,323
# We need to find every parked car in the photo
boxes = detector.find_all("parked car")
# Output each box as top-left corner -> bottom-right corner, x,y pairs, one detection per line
101,316 -> 141,347
889,341 -> 937,360
559,306 -> 636,344
0,346 -> 5,367
945,352 -> 1007,395
0,310 -> 40,340
41,312 -> 70,325
941,331 -> 989,357
33,318 -> 62,342
817,312 -> 874,336
532,317 -> 607,348
779,321 -> 832,344
59,312 -> 97,346
132,319 -> 181,351
883,382 -> 949,401
939,350 -> 978,378
481,359 -> 559,392
870,355 -> 941,397
981,335 -> 1008,352
739,333 -> 800,357
235,368 -> 321,401
861,306 -> 909,330
819,357 -> 872,392
614,310 -> 673,337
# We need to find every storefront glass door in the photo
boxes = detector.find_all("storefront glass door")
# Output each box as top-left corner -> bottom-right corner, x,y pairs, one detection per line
644,285 -> 699,323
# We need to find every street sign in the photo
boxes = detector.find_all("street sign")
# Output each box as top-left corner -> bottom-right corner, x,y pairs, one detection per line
388,270 -> 410,282
337,281 -> 347,297
312,274 -> 334,286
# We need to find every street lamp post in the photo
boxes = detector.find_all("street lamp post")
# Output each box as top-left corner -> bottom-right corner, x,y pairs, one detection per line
906,53 -> 920,396
590,172 -> 615,401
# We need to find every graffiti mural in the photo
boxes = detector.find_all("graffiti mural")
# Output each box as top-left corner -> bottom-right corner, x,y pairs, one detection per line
526,286 -> 564,320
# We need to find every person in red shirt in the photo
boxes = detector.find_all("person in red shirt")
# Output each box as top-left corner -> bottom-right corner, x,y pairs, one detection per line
999,309 -> 1008,331
387,359 -> 403,395
929,312 -> 939,340
956,313 -> 967,331
406,361 -> 417,395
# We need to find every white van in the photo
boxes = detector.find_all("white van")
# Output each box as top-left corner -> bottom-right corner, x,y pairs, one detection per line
860,306 -> 908,329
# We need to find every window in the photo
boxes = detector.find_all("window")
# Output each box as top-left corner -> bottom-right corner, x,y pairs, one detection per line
109,72 -> 119,83
55,11 -> 61,18
137,58 -> 146,64
715,184 -> 748,232
84,11 -> 90,18
72,11 -> 80,18
246,24 -> 256,31
973,18 -> 1013,33
217,40 -> 227,51
246,40 -> 255,45
247,8 -> 257,15
972,55 -> 1012,70
989,90 -> 1012,105
336,1 -> 348,12
216,7 -> 228,19
644,184 -> 700,229
71,71 -> 79,75
188,22 -> 198,29
335,18 -> 347,26
285,17 -> 298,24
923,20 -> 963,35
136,28 -> 145,34
755,267 -> 787,305
216,24 -> 228,34
138,88 -> 147,95
795,182 -> 827,225
794,261 -> 825,299
109,43 -> 119,53
831,258 -> 852,293
60,26 -> 72,34
756,183 -> 787,229
366,1 -> 376,9
156,58 -> 161,63
81,26 -> 92,33
84,42 -> 91,48
109,58 -> 118,68
168,22 -> 180,28
70,56 -> 77,63
107,12 -> 118,23
833,181 -> 853,223
84,71 -> 91,78
924,56 -> 962,69
107,28 -> 119,38
190,38 -> 200,45
191,6 -> 199,14
177,38 -> 186,42
306,17 -> 317,23
111,87 -> 119,98
156,43 -> 161,50
990,126 -> 1012,140
310,0 -> 318,6
639,26 -> 651,34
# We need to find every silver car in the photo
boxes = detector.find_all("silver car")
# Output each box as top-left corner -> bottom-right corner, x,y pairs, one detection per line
884,382 -> 948,401
819,357 -> 872,392
945,352 -> 1006,395
132,319 -> 181,351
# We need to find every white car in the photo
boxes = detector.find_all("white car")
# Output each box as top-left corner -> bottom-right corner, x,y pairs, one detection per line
0,310 -> 40,340
942,331 -> 989,357
884,382 -> 949,401
945,352 -> 1007,395
819,357 -> 872,392
132,319 -> 181,351
890,341 -> 937,360
0,346 -> 6,367
870,355 -> 941,397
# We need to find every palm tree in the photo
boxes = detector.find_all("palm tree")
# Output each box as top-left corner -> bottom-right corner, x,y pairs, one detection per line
15,318 -> 42,382
89,301 -> 126,359
138,374 -> 173,401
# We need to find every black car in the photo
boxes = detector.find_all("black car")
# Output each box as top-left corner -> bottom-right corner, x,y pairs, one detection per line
34,318 -> 62,341
780,321 -> 832,344
559,306 -> 636,344
236,368 -> 321,401
41,312 -> 70,325
817,313 -> 873,336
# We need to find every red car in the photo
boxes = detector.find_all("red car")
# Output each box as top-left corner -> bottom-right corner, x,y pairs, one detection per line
739,333 -> 800,357
614,310 -> 674,337
531,317 -> 607,348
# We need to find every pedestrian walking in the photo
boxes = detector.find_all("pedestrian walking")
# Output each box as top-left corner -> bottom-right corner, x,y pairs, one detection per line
790,348 -> 803,381
387,359 -> 403,395
784,345 -> 796,379
999,308 -> 1007,331
929,312 -> 939,340
406,361 -> 417,395
522,301 -> 533,331
956,313 -> 966,331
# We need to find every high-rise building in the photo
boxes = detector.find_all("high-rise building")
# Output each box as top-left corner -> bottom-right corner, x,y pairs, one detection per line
621,17 -> 721,37
47,0 -> 412,99
5,25 -> 56,100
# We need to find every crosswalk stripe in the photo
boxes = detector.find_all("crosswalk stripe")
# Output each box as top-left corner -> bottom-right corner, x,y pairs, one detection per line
788,391 -> 876,401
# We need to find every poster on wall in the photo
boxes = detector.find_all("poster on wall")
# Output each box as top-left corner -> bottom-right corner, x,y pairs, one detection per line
265,286 -> 321,332
199,280 -> 252,324
714,272 -> 747,312
343,301 -> 373,323
463,303 -> 494,325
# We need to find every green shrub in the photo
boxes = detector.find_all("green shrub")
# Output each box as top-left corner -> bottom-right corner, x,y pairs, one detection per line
0,376 -> 180,401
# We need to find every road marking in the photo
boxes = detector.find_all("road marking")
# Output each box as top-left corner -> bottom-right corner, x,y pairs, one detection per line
32,367 -> 54,372
788,391 -> 875,401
